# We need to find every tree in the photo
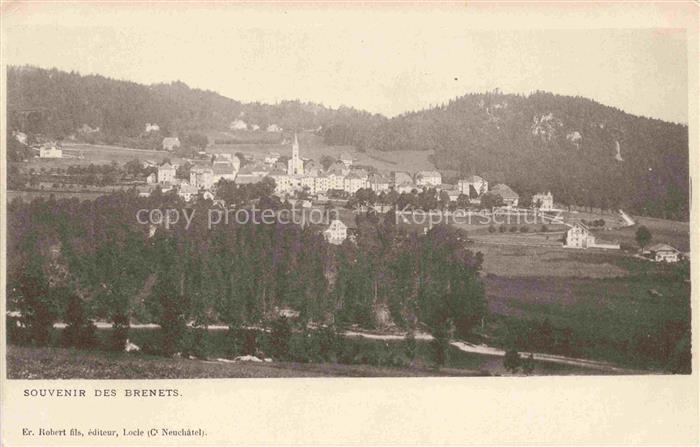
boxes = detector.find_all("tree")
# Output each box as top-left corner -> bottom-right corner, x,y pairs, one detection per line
480,192 -> 504,209
270,316 -> 292,360
320,155 -> 336,171
635,225 -> 652,249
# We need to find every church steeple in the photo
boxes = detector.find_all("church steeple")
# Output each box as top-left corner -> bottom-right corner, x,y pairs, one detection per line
287,131 -> 304,176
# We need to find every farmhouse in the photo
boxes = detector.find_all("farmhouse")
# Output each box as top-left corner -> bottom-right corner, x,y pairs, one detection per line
532,191 -> 554,210
645,243 -> 681,263
324,219 -> 348,245
162,137 -> 181,151
157,162 -> 176,184
39,144 -> 62,158
564,222 -> 620,250
490,184 -> 519,207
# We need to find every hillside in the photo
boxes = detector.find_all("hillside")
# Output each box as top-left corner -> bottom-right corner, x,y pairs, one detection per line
7,66 -> 689,219
325,91 -> 689,220
7,65 -> 382,142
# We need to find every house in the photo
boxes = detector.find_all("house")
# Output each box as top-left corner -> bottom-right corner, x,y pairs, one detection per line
339,152 -> 353,167
145,123 -> 160,132
157,162 -> 176,184
328,160 -> 350,177
645,243 -> 681,263
13,130 -> 28,145
146,173 -> 157,184
304,159 -> 320,177
323,219 -> 348,245
266,124 -> 282,132
490,184 -> 519,207
458,175 -> 488,198
564,222 -> 595,249
532,192 -> 554,210
251,124 -> 260,131
416,171 -> 442,187
314,172 -> 331,193
143,160 -> 159,169
162,137 -> 181,151
39,144 -> 62,158
564,222 -> 620,250
190,167 -> 214,189
230,119 -> 248,130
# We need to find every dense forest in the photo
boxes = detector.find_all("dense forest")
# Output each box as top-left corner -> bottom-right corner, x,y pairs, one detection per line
7,66 -> 689,220
7,65 -> 382,141
6,191 -> 485,362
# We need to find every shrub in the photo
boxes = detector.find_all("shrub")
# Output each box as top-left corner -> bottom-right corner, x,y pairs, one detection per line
488,224 -> 496,233
540,224 -> 548,232
519,226 -> 529,233
109,313 -> 130,352
404,331 -> 417,363
509,226 -> 518,233
182,327 -> 210,360
498,225 -> 507,233
503,349 -> 521,373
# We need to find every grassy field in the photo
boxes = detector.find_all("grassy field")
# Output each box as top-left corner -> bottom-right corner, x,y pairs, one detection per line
7,346 -> 488,379
208,132 -> 436,172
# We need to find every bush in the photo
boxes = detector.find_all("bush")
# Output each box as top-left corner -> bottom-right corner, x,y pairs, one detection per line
182,327 -> 210,360
488,224 -> 496,233
498,225 -> 507,233
519,226 -> 529,233
109,313 -> 130,352
503,349 -> 521,372
540,224 -> 548,232
509,226 -> 518,233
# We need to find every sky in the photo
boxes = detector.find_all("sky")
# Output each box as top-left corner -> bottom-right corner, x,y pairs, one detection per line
2,3 -> 692,124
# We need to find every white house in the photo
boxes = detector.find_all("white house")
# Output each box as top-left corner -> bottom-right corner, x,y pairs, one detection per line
343,172 -> 368,194
145,123 -> 160,132
324,219 -> 348,245
646,243 -> 681,263
264,152 -> 280,164
532,192 -> 554,210
178,183 -> 199,202
416,171 -> 442,187
368,173 -> 390,192
162,137 -> 181,151
39,145 -> 62,158
266,124 -> 282,132
146,173 -> 157,184
157,162 -> 177,184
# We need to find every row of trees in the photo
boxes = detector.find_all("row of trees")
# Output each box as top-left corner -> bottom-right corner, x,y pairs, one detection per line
7,190 -> 487,365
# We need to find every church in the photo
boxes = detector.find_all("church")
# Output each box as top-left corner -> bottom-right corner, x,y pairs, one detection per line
287,133 -> 304,176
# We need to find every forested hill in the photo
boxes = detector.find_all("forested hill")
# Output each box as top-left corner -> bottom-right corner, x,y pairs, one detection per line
324,91 -> 689,220
7,65 -> 383,138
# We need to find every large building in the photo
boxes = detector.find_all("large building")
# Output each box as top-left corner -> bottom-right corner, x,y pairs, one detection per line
190,167 -> 214,189
564,222 -> 620,250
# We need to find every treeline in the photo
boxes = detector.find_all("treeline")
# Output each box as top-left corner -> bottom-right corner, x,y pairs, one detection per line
7,66 -> 381,143
6,191 -> 486,364
323,91 -> 689,220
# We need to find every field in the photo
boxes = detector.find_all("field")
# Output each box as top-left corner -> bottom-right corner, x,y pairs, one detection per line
207,132 -> 436,172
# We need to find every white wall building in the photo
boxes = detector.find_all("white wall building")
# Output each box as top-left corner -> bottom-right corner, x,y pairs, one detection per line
532,192 -> 554,210
458,175 -> 488,197
39,145 -> 62,158
416,171 -> 442,187
158,162 -> 176,184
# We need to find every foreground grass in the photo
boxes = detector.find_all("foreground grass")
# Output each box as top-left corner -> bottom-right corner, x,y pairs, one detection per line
7,346 -> 488,379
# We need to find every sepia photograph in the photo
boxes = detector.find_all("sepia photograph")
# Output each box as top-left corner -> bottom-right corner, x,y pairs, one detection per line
0,2 -> 698,445
2,4 -> 693,380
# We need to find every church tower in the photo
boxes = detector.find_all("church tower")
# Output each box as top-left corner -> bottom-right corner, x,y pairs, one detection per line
287,132 -> 304,176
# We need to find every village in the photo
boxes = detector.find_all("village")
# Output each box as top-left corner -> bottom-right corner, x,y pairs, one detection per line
11,125 -> 686,263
